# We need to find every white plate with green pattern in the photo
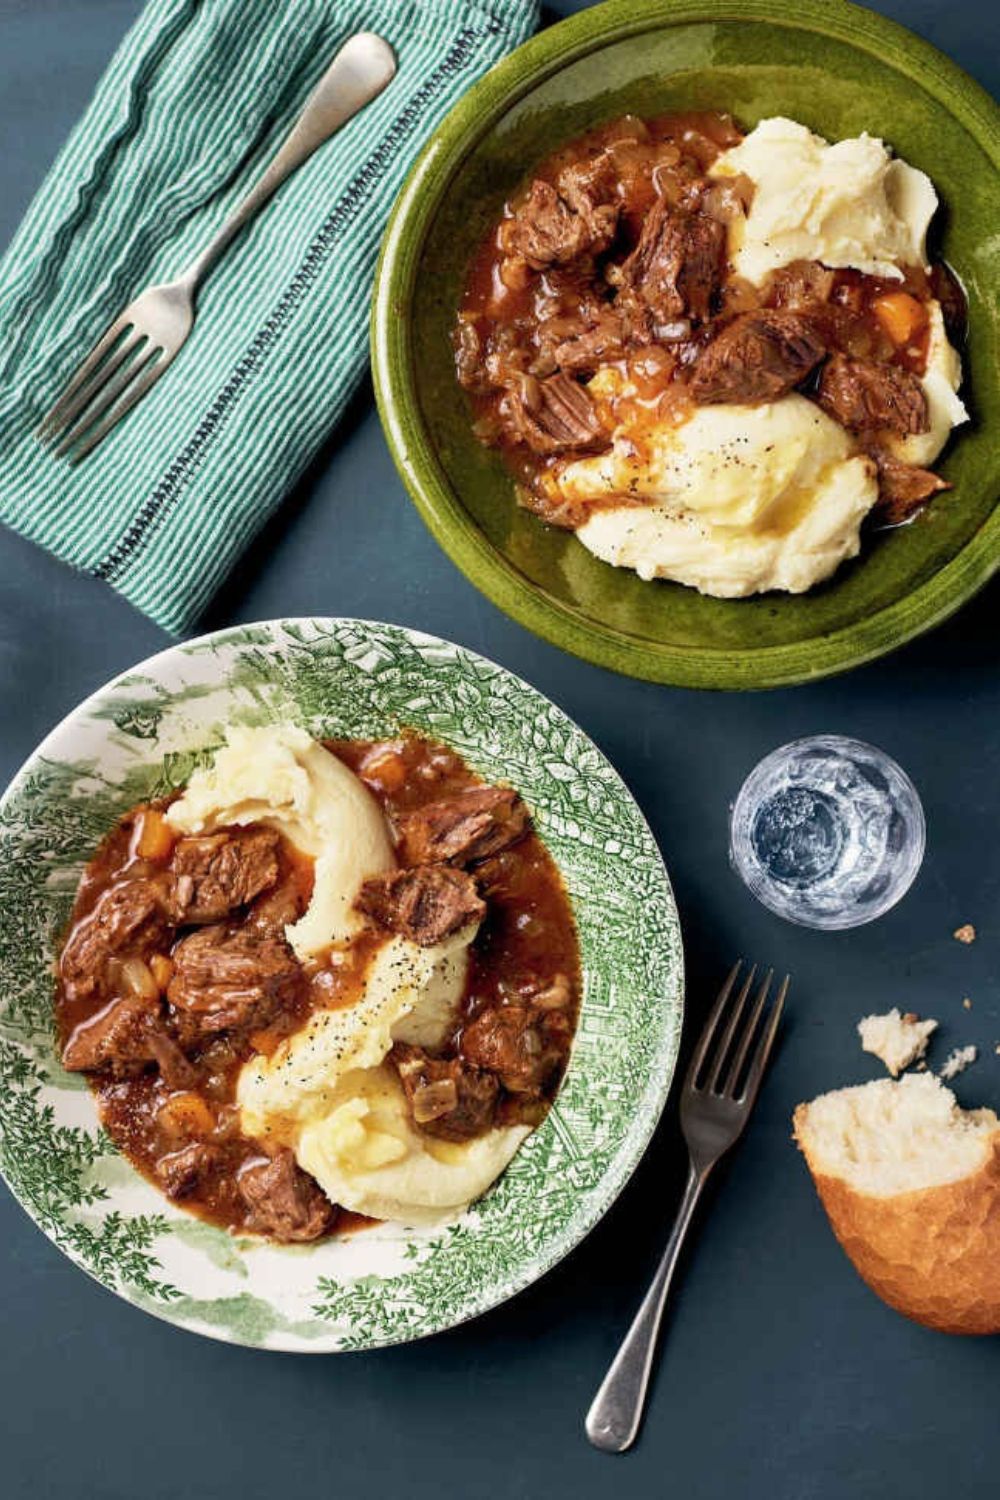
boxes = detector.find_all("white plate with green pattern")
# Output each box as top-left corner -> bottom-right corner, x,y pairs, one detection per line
0,619 -> 683,1351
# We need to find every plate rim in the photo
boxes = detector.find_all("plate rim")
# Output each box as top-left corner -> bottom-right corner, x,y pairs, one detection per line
0,616 -> 685,1351
372,0 -> 1000,691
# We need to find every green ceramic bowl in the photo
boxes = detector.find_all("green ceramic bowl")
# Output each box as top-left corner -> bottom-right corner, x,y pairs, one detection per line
373,0 -> 1000,689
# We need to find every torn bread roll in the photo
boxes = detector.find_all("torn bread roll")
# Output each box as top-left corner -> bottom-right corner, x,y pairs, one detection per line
794,1074 -> 1000,1334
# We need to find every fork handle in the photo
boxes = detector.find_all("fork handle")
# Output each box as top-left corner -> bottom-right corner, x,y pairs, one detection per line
178,32 -> 396,291
585,1165 -> 707,1454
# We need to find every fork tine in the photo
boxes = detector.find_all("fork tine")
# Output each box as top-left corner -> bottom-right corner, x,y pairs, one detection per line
53,345 -> 160,458
41,329 -> 144,441
37,317 -> 134,436
706,963 -> 761,1093
720,968 -> 772,1096
684,961 -> 746,1091
67,352 -> 168,462
737,974 -> 789,1105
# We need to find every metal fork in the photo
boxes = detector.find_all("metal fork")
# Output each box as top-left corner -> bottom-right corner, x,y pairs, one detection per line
37,31 -> 396,462
586,961 -> 789,1454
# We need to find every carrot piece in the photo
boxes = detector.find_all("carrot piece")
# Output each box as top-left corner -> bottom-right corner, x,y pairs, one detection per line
156,1091 -> 215,1140
872,292 -> 928,347
134,806 -> 176,862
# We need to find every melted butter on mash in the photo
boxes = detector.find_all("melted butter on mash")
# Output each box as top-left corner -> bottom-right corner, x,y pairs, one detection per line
554,302 -> 967,597
557,389 -> 878,596
169,724 -> 528,1226
711,116 -> 937,285
297,1067 -> 528,1226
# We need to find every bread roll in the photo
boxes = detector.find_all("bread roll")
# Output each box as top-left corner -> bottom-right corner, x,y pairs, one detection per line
794,1074 -> 1000,1334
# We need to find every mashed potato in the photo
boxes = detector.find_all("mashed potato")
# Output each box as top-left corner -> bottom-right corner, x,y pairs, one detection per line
711,116 -> 937,285
171,724 -> 531,1226
238,929 -> 474,1139
560,391 -> 878,596
166,724 -> 393,960
297,1066 -> 529,1226
239,927 -> 529,1225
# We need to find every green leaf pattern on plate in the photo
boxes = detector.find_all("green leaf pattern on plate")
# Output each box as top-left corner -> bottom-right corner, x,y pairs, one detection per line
0,620 -> 682,1351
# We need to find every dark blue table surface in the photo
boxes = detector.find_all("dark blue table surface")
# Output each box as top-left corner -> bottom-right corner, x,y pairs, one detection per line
1,3 -> 998,1496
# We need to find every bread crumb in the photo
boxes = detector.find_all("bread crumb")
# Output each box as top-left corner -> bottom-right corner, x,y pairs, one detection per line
940,1045 -> 978,1081
954,924 -> 976,944
858,1009 -> 938,1077
963,997 -> 973,1010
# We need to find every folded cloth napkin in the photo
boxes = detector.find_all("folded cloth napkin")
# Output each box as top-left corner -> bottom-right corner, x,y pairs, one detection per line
0,0 -> 538,632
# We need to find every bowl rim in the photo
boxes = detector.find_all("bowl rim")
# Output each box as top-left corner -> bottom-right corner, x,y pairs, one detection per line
372,0 -> 1000,691
0,616 -> 685,1351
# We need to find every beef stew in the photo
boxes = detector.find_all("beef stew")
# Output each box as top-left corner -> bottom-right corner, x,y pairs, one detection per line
54,734 -> 581,1244
455,111 -> 964,530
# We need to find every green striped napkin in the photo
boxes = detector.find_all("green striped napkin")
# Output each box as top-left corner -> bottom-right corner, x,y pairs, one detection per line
0,0 -> 538,632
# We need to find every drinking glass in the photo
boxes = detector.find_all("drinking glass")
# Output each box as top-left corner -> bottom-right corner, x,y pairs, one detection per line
729,735 -> 925,930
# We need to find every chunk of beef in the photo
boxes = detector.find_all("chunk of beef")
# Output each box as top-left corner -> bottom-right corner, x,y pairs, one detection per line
167,926 -> 302,1040
248,875 -> 308,936
502,158 -> 620,274
461,1004 -> 568,1096
397,786 -> 530,867
615,201 -> 724,324
156,1142 -> 219,1201
533,294 -> 657,377
357,865 -> 485,947
60,879 -> 167,1001
547,309 -> 631,374
503,181 -> 588,273
503,372 -> 604,455
557,157 -> 620,239
765,259 -> 835,310
872,452 -> 949,524
525,267 -> 644,375
392,1043 -> 499,1141
690,311 -> 826,404
165,826 -> 280,924
61,994 -> 160,1075
148,1029 -> 200,1090
238,1150 -> 334,1242
62,990 -> 201,1085
817,354 -> 929,437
